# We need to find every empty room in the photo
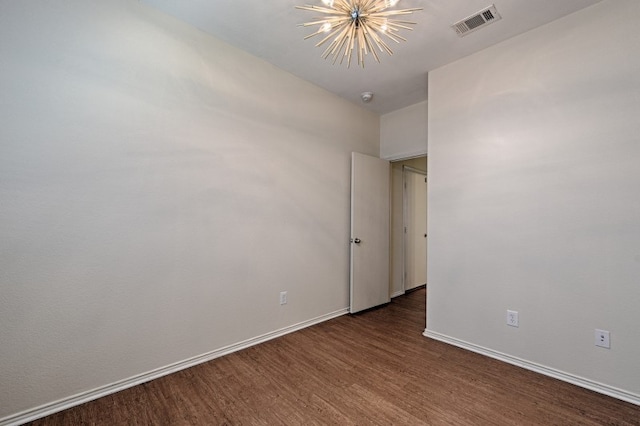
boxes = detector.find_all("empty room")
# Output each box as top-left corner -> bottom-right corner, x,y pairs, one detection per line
1,0 -> 639,424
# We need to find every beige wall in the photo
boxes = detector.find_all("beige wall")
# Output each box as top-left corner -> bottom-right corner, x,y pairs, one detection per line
380,101 -> 428,161
0,0 -> 379,421
427,0 -> 640,402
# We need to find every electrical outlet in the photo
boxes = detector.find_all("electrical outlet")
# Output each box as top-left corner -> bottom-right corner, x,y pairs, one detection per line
279,291 -> 287,305
506,310 -> 519,327
595,329 -> 610,349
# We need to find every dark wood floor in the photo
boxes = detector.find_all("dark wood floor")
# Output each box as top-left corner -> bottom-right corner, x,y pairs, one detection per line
29,287 -> 640,425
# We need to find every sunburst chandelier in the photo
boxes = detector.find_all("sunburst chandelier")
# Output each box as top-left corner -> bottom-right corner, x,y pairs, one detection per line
296,0 -> 422,68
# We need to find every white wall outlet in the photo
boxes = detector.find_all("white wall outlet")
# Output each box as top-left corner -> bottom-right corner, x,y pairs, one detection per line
506,310 -> 519,327
595,329 -> 610,349
279,291 -> 287,305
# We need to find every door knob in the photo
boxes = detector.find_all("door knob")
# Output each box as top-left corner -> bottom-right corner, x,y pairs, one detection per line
353,238 -> 361,244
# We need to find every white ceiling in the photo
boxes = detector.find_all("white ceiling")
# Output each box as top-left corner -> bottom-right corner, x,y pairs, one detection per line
140,0 -> 602,114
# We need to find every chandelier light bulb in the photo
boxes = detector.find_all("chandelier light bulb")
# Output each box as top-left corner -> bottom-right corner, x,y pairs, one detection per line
296,0 -> 422,68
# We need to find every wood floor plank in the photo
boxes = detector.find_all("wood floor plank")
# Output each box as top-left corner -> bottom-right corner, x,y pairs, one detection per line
26,287 -> 640,425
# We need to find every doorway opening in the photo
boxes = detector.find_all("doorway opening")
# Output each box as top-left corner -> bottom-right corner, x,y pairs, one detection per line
390,156 -> 427,298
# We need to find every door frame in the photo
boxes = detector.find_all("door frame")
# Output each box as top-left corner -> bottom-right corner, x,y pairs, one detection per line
402,165 -> 427,292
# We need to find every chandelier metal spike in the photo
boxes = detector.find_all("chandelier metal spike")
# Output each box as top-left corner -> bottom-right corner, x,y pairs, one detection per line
296,0 -> 422,68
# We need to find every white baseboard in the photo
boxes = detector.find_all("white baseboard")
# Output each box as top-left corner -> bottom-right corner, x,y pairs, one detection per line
423,329 -> 640,407
390,290 -> 405,298
0,308 -> 349,426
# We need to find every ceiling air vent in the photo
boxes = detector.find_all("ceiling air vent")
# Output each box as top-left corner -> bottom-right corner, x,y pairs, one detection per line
452,5 -> 501,37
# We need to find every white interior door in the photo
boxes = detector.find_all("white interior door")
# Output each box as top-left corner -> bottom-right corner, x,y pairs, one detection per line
350,152 -> 390,313
405,170 -> 427,290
